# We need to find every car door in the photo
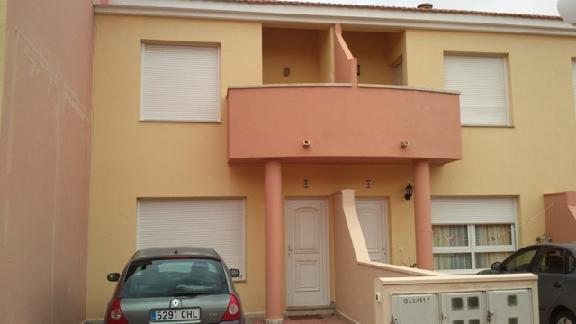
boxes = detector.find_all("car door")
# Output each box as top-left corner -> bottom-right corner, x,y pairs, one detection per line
562,252 -> 576,321
533,247 -> 569,324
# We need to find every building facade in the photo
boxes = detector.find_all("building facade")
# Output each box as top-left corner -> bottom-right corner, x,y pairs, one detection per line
88,0 -> 576,322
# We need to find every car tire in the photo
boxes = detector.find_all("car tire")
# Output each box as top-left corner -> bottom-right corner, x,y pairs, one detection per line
553,310 -> 576,324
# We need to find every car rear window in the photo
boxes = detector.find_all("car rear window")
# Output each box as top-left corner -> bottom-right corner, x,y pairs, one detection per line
120,258 -> 229,298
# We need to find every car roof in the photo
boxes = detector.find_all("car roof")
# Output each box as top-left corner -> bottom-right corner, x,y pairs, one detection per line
130,247 -> 222,262
522,242 -> 576,254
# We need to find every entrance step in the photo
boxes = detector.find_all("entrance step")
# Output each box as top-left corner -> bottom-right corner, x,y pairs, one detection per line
249,314 -> 349,324
285,305 -> 336,317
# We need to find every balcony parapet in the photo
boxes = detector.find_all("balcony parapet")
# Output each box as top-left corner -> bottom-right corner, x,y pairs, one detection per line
227,84 -> 462,164
334,24 -> 358,85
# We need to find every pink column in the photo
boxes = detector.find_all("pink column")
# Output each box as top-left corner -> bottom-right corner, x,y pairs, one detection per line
265,160 -> 283,324
413,160 -> 433,270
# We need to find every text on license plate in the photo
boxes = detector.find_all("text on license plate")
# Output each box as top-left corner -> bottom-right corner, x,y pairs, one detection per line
151,308 -> 201,321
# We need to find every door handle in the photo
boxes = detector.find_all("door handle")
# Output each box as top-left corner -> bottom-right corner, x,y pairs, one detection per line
553,281 -> 562,289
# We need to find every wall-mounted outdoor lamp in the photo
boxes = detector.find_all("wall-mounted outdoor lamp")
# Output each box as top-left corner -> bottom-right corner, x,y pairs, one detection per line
302,139 -> 311,148
283,67 -> 291,77
400,140 -> 410,149
404,184 -> 413,200
303,179 -> 310,188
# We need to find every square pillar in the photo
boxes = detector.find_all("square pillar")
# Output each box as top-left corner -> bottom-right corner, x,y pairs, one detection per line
265,160 -> 283,324
413,160 -> 433,270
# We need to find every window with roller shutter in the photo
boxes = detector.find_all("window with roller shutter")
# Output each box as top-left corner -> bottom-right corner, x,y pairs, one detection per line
140,43 -> 221,122
137,198 -> 245,280
444,55 -> 510,126
432,197 -> 517,273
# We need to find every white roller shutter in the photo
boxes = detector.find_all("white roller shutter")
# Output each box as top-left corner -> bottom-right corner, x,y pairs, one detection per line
432,198 -> 516,224
444,55 -> 509,126
137,199 -> 245,278
141,43 -> 220,122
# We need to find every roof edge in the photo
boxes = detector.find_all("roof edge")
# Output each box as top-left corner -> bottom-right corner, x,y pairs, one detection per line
94,0 -> 576,37
214,0 -> 562,21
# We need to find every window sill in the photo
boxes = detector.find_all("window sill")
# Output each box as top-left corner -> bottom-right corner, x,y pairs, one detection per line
461,124 -> 514,128
139,119 -> 223,124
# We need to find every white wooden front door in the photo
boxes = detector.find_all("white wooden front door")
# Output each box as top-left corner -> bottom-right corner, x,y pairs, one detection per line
285,199 -> 330,307
355,198 -> 389,263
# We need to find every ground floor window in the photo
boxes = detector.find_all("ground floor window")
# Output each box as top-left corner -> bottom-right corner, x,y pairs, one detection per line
137,198 -> 246,279
432,198 -> 517,273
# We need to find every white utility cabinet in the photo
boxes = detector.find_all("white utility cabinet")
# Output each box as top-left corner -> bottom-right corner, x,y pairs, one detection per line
390,289 -> 534,324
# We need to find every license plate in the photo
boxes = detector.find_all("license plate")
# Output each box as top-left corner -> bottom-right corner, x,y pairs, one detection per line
151,308 -> 201,321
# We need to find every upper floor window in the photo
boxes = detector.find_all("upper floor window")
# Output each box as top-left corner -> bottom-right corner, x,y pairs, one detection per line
141,43 -> 221,122
444,55 -> 510,126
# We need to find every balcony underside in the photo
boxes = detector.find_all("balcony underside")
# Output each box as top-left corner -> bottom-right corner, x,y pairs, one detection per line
227,84 -> 462,165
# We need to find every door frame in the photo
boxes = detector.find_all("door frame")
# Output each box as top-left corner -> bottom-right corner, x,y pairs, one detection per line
284,198 -> 330,307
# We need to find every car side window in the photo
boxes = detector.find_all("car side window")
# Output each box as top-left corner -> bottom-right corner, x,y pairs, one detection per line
536,248 -> 566,274
502,248 -> 538,273
568,251 -> 576,273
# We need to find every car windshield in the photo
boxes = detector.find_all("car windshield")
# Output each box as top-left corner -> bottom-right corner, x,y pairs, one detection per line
120,258 -> 229,298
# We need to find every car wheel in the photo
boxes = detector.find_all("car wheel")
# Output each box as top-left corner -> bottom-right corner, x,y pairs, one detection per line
553,310 -> 576,324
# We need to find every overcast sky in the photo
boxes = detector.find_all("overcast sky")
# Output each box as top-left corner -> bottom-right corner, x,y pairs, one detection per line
286,0 -> 559,16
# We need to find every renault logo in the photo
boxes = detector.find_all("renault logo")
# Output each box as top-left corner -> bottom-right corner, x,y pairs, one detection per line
169,298 -> 182,309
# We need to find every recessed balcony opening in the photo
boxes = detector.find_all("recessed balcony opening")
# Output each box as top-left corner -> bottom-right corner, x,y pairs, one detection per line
341,31 -> 405,86
263,27 -> 333,84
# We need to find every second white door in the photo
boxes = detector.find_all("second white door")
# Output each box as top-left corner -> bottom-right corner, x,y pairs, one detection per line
285,199 -> 329,307
355,198 -> 389,263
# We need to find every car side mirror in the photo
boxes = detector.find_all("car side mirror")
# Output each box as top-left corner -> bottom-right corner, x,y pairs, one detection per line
107,273 -> 121,282
490,262 -> 501,272
229,268 -> 240,278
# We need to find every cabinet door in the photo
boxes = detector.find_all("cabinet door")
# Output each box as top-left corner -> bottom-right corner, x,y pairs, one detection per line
391,294 -> 440,324
440,292 -> 486,324
487,290 -> 533,324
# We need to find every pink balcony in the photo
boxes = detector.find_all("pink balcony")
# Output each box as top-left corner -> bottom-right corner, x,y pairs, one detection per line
227,84 -> 462,164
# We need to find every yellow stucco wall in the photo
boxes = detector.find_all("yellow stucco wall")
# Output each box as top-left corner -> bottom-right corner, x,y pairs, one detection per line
342,31 -> 403,85
405,30 -> 576,246
88,15 -> 264,318
263,28 -> 331,84
89,14 -> 576,319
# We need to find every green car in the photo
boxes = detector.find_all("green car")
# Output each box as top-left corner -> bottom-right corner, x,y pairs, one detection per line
104,247 -> 244,324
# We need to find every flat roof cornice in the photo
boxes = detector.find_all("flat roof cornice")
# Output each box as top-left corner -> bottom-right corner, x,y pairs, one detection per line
94,0 -> 576,36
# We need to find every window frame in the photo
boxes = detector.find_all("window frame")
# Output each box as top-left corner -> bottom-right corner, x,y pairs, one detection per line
444,53 -> 512,127
140,42 -> 222,123
433,223 -> 517,274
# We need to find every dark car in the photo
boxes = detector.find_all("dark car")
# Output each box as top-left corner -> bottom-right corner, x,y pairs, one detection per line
478,243 -> 576,324
104,247 -> 244,324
